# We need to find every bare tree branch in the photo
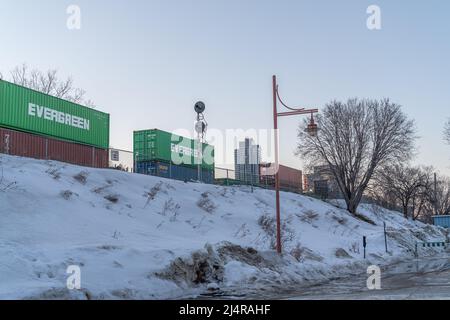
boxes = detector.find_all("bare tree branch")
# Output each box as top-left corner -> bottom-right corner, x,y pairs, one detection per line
68,88 -> 86,104
55,76 -> 73,98
5,64 -> 93,106
10,63 -> 28,86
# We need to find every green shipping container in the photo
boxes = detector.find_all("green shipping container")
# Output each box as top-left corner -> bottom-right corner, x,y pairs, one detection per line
0,80 -> 109,149
134,129 -> 215,170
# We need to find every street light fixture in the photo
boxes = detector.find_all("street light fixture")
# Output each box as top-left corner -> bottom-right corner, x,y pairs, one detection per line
272,75 -> 319,254
305,112 -> 319,137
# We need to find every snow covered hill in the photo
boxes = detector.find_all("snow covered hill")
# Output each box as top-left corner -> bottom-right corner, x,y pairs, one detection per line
0,154 -> 448,299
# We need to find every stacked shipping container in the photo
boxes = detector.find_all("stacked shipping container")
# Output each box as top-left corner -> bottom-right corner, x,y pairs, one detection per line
134,129 -> 215,183
0,80 -> 110,168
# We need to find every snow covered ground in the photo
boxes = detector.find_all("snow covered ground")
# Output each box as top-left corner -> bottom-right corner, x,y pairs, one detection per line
0,154 -> 448,299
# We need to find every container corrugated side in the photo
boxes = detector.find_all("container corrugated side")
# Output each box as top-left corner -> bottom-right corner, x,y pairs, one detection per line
0,80 -> 109,149
133,129 -> 214,170
0,127 -> 108,168
136,160 -> 214,184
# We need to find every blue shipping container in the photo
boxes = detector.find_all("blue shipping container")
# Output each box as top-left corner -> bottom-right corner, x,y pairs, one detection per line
137,160 -> 214,184
432,215 -> 450,228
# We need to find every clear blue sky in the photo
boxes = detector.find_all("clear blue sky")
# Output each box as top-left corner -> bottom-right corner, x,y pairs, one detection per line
1,0 -> 450,174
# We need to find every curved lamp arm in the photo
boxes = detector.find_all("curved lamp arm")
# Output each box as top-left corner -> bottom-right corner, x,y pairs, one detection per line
275,85 -> 306,112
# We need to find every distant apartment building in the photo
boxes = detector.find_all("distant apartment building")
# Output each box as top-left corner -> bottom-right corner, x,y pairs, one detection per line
234,138 -> 261,185
260,163 -> 303,194
304,165 -> 342,199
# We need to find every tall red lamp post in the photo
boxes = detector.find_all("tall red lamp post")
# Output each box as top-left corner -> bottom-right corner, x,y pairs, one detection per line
272,75 -> 319,254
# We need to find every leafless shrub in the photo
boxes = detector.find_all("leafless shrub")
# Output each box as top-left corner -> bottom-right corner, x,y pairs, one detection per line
112,230 -> 121,240
349,242 -> 360,254
258,214 -> 295,249
60,190 -> 74,200
144,182 -> 163,208
46,168 -> 61,180
197,192 -> 217,214
73,171 -> 88,185
298,210 -> 319,224
0,165 -> 17,192
258,214 -> 275,235
290,244 -> 303,262
160,198 -> 181,221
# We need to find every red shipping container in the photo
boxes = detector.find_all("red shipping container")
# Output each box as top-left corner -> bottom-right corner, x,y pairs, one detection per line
0,127 -> 108,168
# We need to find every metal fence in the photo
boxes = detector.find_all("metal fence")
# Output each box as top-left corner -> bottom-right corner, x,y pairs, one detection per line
214,167 -> 303,194
107,149 -> 303,195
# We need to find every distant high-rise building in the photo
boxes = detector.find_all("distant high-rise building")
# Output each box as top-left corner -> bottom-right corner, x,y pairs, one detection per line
234,138 -> 261,185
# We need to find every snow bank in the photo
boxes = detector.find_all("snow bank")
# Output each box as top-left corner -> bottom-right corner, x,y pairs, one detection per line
0,154 -> 447,299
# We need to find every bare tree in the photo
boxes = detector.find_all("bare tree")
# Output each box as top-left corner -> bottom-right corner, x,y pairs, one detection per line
378,169 -> 450,222
411,180 -> 433,221
445,119 -> 450,145
297,98 -> 416,215
432,175 -> 450,216
7,63 -> 93,106
376,165 -> 433,220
